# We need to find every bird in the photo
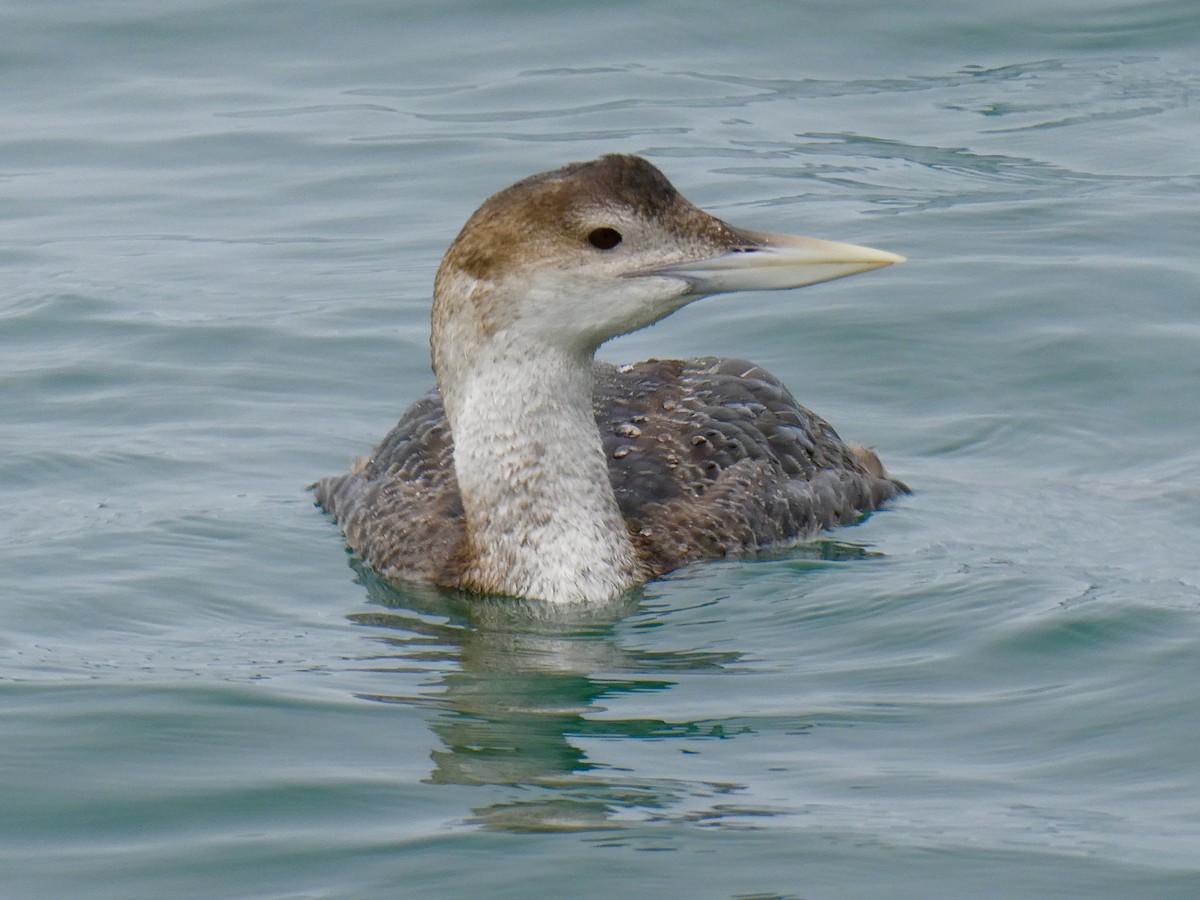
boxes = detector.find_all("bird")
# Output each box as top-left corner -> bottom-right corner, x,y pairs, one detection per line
314,154 -> 906,604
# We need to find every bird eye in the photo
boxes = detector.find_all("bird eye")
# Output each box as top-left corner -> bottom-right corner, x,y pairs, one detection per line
587,227 -> 623,250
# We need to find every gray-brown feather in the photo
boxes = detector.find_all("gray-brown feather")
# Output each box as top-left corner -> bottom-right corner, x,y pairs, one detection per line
312,357 -> 907,586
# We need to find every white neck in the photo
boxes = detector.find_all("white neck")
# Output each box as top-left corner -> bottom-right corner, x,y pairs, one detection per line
437,335 -> 642,603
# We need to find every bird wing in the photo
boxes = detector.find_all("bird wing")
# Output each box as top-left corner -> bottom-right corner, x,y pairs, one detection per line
314,357 -> 905,585
592,358 -> 904,576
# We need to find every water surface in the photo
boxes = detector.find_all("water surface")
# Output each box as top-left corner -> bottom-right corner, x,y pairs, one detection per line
3,2 -> 1199,898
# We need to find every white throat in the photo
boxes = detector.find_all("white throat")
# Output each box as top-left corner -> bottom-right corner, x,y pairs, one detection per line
437,333 -> 642,604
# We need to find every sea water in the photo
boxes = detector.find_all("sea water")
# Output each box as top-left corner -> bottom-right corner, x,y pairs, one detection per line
3,2 -> 1199,897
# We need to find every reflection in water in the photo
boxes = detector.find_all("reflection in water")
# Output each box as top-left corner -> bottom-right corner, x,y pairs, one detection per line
344,562 -> 753,832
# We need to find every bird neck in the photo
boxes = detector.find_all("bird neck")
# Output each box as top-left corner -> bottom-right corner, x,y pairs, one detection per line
436,334 -> 642,603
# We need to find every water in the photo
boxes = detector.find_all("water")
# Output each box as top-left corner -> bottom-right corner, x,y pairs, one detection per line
3,1 -> 1199,897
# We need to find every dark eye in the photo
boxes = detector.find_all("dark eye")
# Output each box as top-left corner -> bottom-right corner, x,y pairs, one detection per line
587,227 -> 622,250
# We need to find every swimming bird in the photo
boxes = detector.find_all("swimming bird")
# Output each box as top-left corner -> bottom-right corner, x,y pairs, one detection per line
314,154 -> 906,604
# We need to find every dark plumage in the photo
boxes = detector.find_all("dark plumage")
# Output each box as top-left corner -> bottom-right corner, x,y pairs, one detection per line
314,357 -> 906,586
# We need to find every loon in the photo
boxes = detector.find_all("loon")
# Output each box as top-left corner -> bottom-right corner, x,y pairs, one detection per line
314,154 -> 906,604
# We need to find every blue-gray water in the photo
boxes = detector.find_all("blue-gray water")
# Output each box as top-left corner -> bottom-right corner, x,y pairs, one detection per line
3,2 -> 1199,897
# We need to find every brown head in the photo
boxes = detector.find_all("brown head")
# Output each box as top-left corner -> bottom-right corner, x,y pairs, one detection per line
430,155 -> 902,379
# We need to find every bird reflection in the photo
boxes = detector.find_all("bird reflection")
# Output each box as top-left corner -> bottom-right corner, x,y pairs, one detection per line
344,561 -> 747,832
341,540 -> 874,832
